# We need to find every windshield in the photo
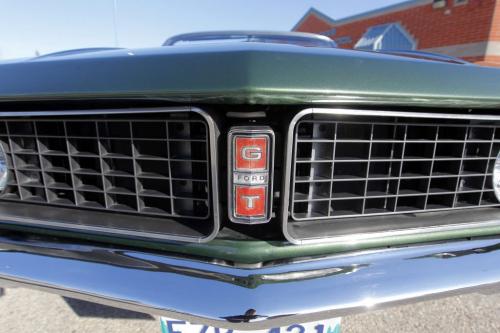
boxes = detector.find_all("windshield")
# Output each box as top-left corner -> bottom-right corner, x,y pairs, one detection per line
164,33 -> 337,48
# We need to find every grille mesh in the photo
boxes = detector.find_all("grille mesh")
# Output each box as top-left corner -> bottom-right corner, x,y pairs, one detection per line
0,117 -> 210,219
291,118 -> 500,220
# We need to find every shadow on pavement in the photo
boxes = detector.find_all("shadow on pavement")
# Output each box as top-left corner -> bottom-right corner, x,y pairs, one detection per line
63,297 -> 155,320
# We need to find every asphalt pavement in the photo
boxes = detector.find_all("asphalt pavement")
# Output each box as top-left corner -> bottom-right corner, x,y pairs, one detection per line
0,288 -> 499,333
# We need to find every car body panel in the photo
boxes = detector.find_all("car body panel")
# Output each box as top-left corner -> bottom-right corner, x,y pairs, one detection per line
1,44 -> 500,108
3,218 -> 500,265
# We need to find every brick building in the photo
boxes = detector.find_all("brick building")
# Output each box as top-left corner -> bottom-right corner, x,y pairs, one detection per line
293,0 -> 500,67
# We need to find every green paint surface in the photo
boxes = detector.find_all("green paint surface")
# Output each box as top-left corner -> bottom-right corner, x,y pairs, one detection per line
3,222 -> 500,265
1,44 -> 500,108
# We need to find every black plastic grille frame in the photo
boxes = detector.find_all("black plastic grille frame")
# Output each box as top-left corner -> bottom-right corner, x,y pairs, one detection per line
291,117 -> 500,220
0,116 -> 211,221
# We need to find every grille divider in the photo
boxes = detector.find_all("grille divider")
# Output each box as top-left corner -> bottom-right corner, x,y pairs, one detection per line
96,121 -> 110,209
452,126 -> 469,207
423,126 -> 439,210
361,124 -> 374,214
307,124 -> 321,216
165,120 -> 176,216
386,125 -> 399,212
295,157 -> 495,163
6,123 -> 22,201
393,124 -> 408,211
36,120 -> 50,203
129,121 -> 142,213
479,128 -> 496,204
290,128 -> 299,217
327,124 -> 338,217
63,121 -> 77,206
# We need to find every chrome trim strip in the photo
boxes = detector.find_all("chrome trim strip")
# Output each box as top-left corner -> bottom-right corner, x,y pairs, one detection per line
281,108 -> 500,244
1,234 -> 500,329
0,106 -> 220,243
0,107 -> 193,117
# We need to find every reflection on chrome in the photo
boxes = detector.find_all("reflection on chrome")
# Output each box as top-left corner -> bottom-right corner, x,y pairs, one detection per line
0,233 -> 500,329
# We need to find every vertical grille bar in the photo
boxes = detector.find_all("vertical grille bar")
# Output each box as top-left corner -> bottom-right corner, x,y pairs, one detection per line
452,126 -> 469,207
327,124 -> 338,217
129,121 -> 141,212
479,128 -> 496,204
423,126 -> 439,210
96,121 -> 109,209
6,122 -> 22,202
361,124 -> 374,214
164,120 -> 176,217
63,121 -> 77,206
393,124 -> 407,212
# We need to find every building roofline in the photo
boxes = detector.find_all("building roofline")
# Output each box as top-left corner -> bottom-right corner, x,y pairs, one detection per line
292,0 -> 432,31
336,0 -> 432,25
291,7 -> 336,31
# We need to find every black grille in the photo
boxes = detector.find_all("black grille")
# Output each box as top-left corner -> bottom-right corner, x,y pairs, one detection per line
0,116 -> 211,221
291,117 -> 500,220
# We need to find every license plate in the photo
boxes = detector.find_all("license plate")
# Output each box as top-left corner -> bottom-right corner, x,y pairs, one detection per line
160,317 -> 341,333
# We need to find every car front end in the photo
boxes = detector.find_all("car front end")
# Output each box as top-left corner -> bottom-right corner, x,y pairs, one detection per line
0,33 -> 500,330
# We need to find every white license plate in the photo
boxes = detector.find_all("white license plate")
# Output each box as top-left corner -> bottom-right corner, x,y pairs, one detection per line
160,317 -> 341,333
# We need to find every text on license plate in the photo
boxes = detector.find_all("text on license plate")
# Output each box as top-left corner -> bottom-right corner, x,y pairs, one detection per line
160,317 -> 341,333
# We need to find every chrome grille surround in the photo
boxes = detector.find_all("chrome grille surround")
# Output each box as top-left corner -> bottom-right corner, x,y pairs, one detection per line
282,108 -> 500,244
0,107 -> 220,243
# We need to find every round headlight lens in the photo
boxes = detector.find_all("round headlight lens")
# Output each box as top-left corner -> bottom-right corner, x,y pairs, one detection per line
0,145 -> 8,193
494,152 -> 500,202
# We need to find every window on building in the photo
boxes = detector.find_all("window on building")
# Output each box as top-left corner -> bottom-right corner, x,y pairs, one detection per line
432,0 -> 446,8
335,36 -> 352,46
454,0 -> 468,5
319,28 -> 337,37
354,23 -> 416,51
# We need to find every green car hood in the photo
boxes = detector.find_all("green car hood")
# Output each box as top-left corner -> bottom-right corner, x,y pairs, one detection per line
1,43 -> 500,108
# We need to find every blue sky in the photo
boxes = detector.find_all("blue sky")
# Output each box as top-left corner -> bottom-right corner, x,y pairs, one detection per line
0,0 -> 402,59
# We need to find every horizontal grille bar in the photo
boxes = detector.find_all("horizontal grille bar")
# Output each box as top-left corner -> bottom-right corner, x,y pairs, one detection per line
291,118 -> 500,220
0,116 -> 211,220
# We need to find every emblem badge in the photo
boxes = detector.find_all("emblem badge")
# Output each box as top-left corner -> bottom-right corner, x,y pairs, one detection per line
228,127 -> 274,224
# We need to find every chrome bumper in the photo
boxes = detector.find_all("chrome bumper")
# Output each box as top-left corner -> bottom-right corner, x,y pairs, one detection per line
0,234 -> 499,330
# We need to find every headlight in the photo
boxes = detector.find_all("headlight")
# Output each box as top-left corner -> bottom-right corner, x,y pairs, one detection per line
494,151 -> 500,202
0,145 -> 7,193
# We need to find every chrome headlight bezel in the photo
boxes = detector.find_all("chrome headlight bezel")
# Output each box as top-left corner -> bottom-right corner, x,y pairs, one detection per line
493,151 -> 500,202
0,144 -> 8,193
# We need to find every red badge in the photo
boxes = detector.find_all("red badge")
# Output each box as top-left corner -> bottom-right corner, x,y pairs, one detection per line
228,128 -> 274,224
235,186 -> 266,217
235,137 -> 268,171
